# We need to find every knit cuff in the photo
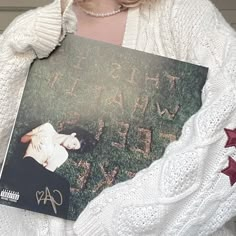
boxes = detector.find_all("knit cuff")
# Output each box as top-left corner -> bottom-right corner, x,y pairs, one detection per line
73,211 -> 107,236
33,0 -> 76,59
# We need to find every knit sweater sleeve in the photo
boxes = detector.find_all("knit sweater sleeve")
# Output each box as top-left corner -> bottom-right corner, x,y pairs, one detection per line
169,0 -> 236,233
169,0 -> 236,167
168,0 -> 236,233
0,1 -> 63,60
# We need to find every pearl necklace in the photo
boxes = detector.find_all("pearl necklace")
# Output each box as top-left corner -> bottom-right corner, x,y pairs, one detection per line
79,5 -> 123,17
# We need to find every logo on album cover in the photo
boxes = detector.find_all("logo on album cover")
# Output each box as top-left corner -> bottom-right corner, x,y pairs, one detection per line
0,189 -> 20,202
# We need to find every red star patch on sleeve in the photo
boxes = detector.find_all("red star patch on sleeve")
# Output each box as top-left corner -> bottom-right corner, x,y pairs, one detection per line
224,128 -> 236,148
221,156 -> 236,186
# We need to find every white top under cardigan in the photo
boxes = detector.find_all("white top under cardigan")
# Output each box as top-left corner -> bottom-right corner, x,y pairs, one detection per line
0,0 -> 236,235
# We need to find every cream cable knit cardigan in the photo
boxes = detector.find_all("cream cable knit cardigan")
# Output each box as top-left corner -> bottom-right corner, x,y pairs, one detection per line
0,0 -> 236,235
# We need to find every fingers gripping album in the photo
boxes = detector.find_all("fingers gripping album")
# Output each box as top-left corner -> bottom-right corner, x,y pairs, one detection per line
0,35 -> 207,220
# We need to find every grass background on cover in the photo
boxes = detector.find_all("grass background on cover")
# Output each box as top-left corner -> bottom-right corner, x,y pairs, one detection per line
3,35 -> 207,220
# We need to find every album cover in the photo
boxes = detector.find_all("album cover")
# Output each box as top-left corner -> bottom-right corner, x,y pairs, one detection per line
0,35 -> 208,220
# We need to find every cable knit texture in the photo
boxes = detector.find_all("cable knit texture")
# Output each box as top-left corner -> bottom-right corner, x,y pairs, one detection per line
0,0 -> 236,235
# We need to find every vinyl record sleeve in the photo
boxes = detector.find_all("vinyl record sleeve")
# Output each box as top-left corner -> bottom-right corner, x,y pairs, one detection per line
0,35 -> 208,220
